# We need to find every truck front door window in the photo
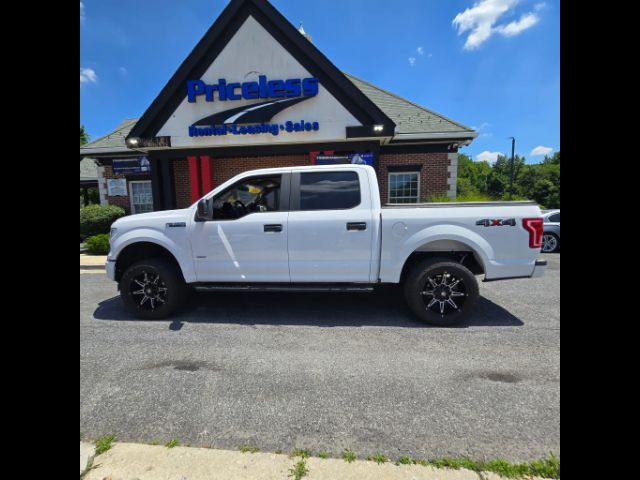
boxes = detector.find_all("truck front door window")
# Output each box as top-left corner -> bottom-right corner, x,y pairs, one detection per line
211,176 -> 281,220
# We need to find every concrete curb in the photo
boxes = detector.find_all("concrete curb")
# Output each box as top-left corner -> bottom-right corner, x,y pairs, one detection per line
80,441 -> 95,474
81,442 -> 551,480
79,264 -> 106,270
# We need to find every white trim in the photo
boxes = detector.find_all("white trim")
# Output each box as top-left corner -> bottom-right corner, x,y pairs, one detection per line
388,171 -> 421,204
129,180 -> 153,214
392,132 -> 478,141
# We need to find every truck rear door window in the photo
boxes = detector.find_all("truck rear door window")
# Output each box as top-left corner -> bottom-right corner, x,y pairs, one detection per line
299,171 -> 360,210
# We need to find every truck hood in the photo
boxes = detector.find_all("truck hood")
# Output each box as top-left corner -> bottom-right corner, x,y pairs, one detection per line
111,208 -> 192,230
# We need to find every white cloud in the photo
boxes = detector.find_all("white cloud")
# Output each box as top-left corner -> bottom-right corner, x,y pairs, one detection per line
408,57 -> 416,67
534,2 -> 546,11
495,12 -> 539,37
119,66 -> 128,75
476,150 -> 502,163
80,1 -> 85,23
80,67 -> 97,85
453,0 -> 540,50
473,122 -> 491,131
530,145 -> 553,156
417,46 -> 425,55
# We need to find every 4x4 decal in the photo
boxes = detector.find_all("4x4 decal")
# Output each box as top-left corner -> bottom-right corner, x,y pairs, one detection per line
476,218 -> 516,227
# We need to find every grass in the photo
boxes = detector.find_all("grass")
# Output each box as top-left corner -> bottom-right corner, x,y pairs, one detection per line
80,432 -> 84,441
342,449 -> 357,463
396,455 -> 413,465
94,434 -> 116,455
165,438 -> 180,448
318,451 -> 330,459
239,444 -> 260,453
403,454 -> 560,479
288,459 -> 309,480
367,452 -> 389,464
149,440 -> 159,445
292,448 -> 311,458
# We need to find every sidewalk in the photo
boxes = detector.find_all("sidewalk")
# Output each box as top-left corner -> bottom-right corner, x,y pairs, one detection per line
80,253 -> 107,270
80,442 -> 549,480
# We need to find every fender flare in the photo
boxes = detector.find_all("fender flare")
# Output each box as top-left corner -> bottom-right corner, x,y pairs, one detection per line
111,229 -> 196,283
394,224 -> 493,282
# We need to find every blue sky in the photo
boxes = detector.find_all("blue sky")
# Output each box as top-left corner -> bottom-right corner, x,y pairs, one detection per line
80,0 -> 559,163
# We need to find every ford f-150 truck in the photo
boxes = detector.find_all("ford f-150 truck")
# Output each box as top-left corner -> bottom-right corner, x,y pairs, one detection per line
106,164 -> 546,326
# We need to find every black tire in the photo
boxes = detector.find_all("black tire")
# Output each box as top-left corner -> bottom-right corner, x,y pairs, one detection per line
541,232 -> 560,253
119,258 -> 188,320
403,258 -> 479,327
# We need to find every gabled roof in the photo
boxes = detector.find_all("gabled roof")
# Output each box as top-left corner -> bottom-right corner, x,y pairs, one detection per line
80,119 -> 138,156
80,72 -> 477,157
344,73 -> 474,136
127,0 -> 395,141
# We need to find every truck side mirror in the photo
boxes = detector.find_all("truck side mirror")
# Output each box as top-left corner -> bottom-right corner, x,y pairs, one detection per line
195,199 -> 211,221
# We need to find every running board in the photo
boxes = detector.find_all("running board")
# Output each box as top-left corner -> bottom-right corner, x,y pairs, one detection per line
192,283 -> 375,293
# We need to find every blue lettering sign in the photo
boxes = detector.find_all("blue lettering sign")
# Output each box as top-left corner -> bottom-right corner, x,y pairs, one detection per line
187,75 -> 319,103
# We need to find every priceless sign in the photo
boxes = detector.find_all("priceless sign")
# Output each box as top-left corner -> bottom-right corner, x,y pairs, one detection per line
187,76 -> 319,103
186,76 -> 321,139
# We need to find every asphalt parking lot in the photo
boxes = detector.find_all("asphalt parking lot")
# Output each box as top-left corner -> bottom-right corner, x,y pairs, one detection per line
80,254 -> 559,462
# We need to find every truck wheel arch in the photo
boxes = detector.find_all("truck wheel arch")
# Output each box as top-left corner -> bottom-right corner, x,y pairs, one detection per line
114,241 -> 184,283
398,235 -> 490,285
398,225 -> 493,282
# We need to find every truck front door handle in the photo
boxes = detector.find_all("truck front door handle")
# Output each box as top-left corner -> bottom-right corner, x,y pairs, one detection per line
346,222 -> 367,231
264,224 -> 283,233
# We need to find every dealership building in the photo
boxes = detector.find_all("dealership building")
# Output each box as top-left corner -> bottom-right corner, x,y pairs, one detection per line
80,0 -> 477,215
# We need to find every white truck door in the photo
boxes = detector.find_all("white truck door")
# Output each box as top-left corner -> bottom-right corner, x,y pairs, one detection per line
287,169 -> 374,282
190,173 -> 291,282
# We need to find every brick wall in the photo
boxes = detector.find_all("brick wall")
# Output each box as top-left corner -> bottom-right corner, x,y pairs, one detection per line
378,152 -> 450,204
173,159 -> 191,209
172,154 -> 311,208
169,151 -> 452,208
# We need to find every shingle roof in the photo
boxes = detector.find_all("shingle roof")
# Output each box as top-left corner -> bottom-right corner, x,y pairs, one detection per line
80,118 -> 138,156
344,73 -> 474,135
80,76 -> 474,156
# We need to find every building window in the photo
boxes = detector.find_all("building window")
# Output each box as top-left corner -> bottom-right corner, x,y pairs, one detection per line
388,172 -> 420,203
130,181 -> 154,214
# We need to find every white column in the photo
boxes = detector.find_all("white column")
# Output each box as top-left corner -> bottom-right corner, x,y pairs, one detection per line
96,165 -> 108,205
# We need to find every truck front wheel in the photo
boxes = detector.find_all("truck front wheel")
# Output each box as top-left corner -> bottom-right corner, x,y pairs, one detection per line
404,258 -> 479,327
119,258 -> 188,320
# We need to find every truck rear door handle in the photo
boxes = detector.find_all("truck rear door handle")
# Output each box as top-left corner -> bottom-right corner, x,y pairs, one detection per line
346,222 -> 367,231
263,224 -> 283,233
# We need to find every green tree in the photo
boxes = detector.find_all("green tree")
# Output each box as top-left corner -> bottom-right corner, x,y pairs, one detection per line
457,153 -> 491,196
80,125 -> 89,146
456,151 -> 559,207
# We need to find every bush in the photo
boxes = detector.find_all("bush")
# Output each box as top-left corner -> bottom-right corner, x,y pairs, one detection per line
80,204 -> 125,238
85,234 -> 110,255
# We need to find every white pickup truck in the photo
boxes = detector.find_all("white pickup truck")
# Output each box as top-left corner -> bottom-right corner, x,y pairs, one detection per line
107,164 -> 546,326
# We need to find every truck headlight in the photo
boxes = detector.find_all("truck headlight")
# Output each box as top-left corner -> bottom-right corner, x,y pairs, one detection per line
109,228 -> 118,242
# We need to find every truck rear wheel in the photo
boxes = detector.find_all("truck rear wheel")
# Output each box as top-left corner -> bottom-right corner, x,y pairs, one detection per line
119,258 -> 187,320
404,258 -> 479,326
